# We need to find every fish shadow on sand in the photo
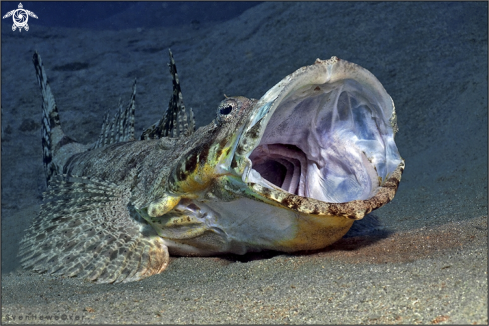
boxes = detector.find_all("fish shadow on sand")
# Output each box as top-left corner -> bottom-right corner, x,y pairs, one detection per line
219,214 -> 394,263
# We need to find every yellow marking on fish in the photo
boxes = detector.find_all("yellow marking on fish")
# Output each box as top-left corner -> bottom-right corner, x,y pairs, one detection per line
177,141 -> 236,194
276,214 -> 354,251
148,195 -> 181,217
177,162 -> 220,194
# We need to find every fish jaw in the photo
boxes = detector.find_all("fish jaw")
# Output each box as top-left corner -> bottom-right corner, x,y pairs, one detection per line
229,56 -> 404,220
153,56 -> 405,254
201,175 -> 357,252
142,174 -> 356,255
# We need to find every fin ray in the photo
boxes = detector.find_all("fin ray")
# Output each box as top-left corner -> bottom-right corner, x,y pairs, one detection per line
19,175 -> 169,283
92,80 -> 136,149
33,52 -> 91,185
141,49 -> 195,140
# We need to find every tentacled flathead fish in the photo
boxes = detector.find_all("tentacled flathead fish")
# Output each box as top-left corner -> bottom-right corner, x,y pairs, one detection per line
19,50 -> 404,283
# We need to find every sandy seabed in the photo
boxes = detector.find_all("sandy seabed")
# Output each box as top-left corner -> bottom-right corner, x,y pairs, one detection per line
2,2 -> 487,324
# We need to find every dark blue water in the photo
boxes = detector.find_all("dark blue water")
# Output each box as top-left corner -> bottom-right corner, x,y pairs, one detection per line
1,1 -> 261,30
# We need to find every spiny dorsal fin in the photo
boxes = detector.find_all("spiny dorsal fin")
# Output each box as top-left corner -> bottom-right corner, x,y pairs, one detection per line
33,52 -> 89,186
92,79 -> 136,149
19,174 -> 169,283
140,49 -> 195,140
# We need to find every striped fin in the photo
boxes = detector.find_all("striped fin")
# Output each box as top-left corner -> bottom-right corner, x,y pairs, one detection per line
140,49 -> 195,140
92,80 -> 136,149
19,174 -> 169,283
33,52 -> 89,186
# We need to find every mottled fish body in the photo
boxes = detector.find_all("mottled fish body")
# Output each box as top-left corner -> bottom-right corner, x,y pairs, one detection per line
19,50 -> 404,283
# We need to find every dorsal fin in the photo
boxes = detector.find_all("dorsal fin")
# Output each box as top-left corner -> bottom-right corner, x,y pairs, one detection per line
92,79 -> 136,149
33,52 -> 90,185
140,49 -> 195,140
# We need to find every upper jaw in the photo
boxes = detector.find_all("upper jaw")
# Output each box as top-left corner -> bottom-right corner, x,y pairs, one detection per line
231,56 -> 404,218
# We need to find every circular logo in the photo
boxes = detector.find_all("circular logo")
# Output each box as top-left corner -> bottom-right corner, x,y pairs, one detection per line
2,3 -> 38,32
13,9 -> 28,28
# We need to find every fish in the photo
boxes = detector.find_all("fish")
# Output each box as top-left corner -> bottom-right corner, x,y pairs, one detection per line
19,50 -> 405,283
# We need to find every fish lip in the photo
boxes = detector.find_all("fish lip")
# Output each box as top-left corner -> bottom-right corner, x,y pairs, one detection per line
232,56 -> 404,218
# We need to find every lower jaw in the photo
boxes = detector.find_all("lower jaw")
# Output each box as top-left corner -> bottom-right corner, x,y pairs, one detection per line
273,214 -> 355,252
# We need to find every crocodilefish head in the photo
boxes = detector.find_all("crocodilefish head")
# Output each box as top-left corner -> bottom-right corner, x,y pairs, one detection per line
159,57 -> 404,256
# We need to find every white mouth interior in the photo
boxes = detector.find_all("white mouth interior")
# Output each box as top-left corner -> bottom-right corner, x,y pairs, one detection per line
248,79 -> 402,203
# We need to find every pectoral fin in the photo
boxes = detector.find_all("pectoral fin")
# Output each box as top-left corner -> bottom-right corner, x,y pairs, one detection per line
147,194 -> 181,217
138,199 -> 230,256
141,199 -> 208,240
19,175 -> 169,283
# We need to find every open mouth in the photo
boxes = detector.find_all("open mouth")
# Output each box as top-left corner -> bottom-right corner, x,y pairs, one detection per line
239,57 -> 403,205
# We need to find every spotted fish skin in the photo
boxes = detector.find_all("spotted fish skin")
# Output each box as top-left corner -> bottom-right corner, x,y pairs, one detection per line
19,50 -> 404,283
20,51 -> 257,283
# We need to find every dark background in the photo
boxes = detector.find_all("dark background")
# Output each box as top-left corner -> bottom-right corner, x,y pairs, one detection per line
2,1 -> 261,29
1,2 -> 487,323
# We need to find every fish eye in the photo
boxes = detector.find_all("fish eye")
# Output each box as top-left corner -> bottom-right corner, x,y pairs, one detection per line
216,99 -> 238,123
219,104 -> 233,115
